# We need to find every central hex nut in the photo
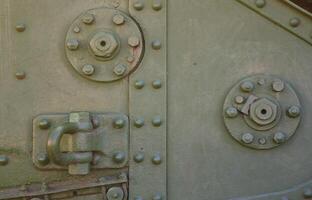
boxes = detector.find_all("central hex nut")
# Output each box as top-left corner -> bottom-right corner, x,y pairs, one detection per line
89,31 -> 120,60
249,97 -> 278,126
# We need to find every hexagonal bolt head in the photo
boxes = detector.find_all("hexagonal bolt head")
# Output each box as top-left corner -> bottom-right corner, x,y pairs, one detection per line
225,107 -> 238,118
273,132 -> 286,144
249,98 -> 278,126
151,153 -> 162,165
241,133 -> 254,144
112,151 -> 126,163
128,36 -> 140,47
66,39 -> 79,50
82,13 -> 95,24
89,32 -> 120,60
113,64 -> 127,76
272,79 -> 284,92
287,105 -> 300,118
113,14 -> 125,25
82,64 -> 95,76
240,81 -> 254,92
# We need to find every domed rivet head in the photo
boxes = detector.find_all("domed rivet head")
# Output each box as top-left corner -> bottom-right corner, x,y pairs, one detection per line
134,196 -> 143,200
240,81 -> 254,92
255,0 -> 266,8
113,14 -> 125,25
66,39 -> 79,50
225,107 -> 238,118
128,36 -> 140,47
272,79 -> 284,92
287,105 -> 300,118
257,78 -> 265,85
16,23 -> 26,32
152,40 -> 162,50
289,17 -> 300,27
152,0 -> 162,11
15,71 -> 26,80
113,64 -> 127,76
0,155 -> 9,166
133,0 -> 144,10
133,152 -> 145,163
303,188 -> 312,198
152,193 -> 163,200
258,138 -> 266,145
113,151 -> 126,163
82,64 -> 95,76
127,56 -> 135,63
73,26 -> 80,33
38,119 -> 50,129
241,133 -> 254,144
273,132 -> 286,144
134,118 -> 145,128
152,153 -> 162,165
113,118 -> 125,129
82,13 -> 95,24
152,80 -> 162,89
106,187 -> 124,200
37,153 -> 49,166
134,80 -> 145,89
152,116 -> 162,127
235,96 -> 244,104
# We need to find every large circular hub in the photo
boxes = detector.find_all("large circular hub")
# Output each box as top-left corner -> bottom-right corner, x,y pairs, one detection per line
223,74 -> 301,149
65,8 -> 144,82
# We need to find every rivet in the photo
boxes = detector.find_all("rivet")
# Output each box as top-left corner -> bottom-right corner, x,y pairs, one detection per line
37,153 -> 49,166
152,0 -> 162,11
127,56 -> 135,63
258,138 -> 266,145
113,151 -> 126,163
82,13 -> 95,24
272,79 -> 284,92
113,118 -> 125,129
225,107 -> 238,118
133,0 -> 144,10
38,119 -> 50,129
289,17 -> 300,27
134,196 -> 143,200
0,155 -> 9,166
151,153 -> 162,165
240,81 -> 254,92
134,80 -> 145,89
241,133 -> 254,144
119,172 -> 127,180
73,26 -> 80,33
134,118 -> 145,128
15,71 -> 26,80
113,64 -> 127,76
128,36 -> 140,47
152,116 -> 162,127
151,40 -> 162,50
287,105 -> 300,118
16,23 -> 26,32
235,96 -> 244,104
66,39 -> 79,50
152,193 -> 163,200
152,80 -> 162,89
133,152 -> 145,163
113,14 -> 125,25
303,188 -> 312,198
255,0 -> 266,8
257,78 -> 265,85
82,64 -> 95,76
273,132 -> 286,144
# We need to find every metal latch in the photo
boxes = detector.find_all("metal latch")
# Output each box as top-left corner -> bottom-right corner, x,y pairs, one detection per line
33,112 -> 129,175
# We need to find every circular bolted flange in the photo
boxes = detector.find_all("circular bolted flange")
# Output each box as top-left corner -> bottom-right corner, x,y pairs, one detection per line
223,74 -> 301,150
65,7 -> 144,82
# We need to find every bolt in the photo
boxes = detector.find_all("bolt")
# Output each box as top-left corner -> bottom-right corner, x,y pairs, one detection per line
16,24 -> 26,32
38,119 -> 50,129
287,105 -> 300,118
240,81 -> 254,92
113,118 -> 125,129
113,14 -> 125,25
119,172 -> 127,179
15,71 -> 26,80
66,39 -> 79,50
106,187 -> 124,200
133,0 -> 144,10
82,64 -> 95,76
235,96 -> 244,104
152,0 -> 162,11
289,17 -> 300,27
152,193 -> 163,200
134,80 -> 145,89
0,155 -> 8,166
37,153 -> 49,166
257,78 -> 265,85
225,107 -> 238,118
134,152 -> 144,163
134,118 -> 145,128
152,153 -> 162,165
303,188 -> 312,198
128,36 -> 140,47
152,116 -> 162,127
82,13 -> 95,24
152,80 -> 162,89
134,196 -> 143,200
241,133 -> 254,144
73,26 -> 80,33
273,132 -> 286,144
112,0 -> 120,8
255,0 -> 266,8
152,40 -> 162,50
113,151 -> 126,163
272,79 -> 284,92
113,64 -> 127,76
258,138 -> 266,145
127,56 -> 135,63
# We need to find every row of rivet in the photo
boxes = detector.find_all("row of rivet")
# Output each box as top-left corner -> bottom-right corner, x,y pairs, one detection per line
15,24 -> 26,80
134,116 -> 162,128
133,0 -> 163,11
133,152 -> 162,165
134,80 -> 162,89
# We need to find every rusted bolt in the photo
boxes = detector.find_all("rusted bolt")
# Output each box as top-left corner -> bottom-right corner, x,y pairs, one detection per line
152,40 -> 162,50
113,151 -> 126,163
272,79 -> 284,92
15,71 -> 26,80
287,105 -> 300,118
128,36 -> 140,47
134,118 -> 145,128
235,96 -> 244,104
152,116 -> 162,127
255,0 -> 266,8
82,13 -> 95,24
152,80 -> 162,89
152,153 -> 162,165
39,119 -> 50,129
0,155 -> 9,166
241,133 -> 254,144
273,132 -> 286,144
82,64 -> 95,76
289,17 -> 300,27
113,118 -> 125,129
66,39 -> 79,50
225,107 -> 238,118
134,80 -> 145,89
16,24 -> 26,32
113,64 -> 127,76
134,152 -> 144,163
37,153 -> 49,166
113,14 -> 125,25
240,81 -> 254,92
133,0 -> 144,10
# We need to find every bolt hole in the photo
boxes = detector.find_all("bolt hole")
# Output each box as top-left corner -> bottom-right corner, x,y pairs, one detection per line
100,40 -> 106,47
261,109 -> 267,115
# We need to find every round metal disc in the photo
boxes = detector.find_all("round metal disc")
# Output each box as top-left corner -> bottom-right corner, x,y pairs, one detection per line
106,187 -> 124,200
